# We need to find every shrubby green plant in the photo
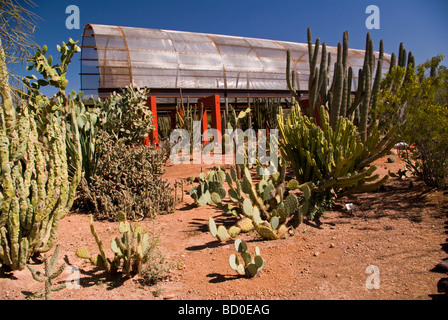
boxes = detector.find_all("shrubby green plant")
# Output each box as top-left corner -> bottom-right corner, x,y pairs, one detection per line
80,130 -> 174,221
379,54 -> 448,188
67,84 -> 174,221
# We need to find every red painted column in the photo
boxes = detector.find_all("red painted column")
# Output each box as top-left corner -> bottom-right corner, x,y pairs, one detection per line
148,96 -> 159,146
201,106 -> 209,144
198,95 -> 221,144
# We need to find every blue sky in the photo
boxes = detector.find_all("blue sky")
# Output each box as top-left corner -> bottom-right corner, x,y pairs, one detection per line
26,0 -> 448,95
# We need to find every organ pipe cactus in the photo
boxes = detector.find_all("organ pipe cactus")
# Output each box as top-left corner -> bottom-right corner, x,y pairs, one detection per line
0,39 -> 82,271
287,28 -> 394,144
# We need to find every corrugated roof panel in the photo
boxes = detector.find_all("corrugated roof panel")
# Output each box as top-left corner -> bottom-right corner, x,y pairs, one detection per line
81,24 -> 391,98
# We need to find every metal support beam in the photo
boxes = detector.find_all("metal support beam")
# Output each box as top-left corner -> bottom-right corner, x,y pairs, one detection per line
146,96 -> 159,146
198,95 -> 221,145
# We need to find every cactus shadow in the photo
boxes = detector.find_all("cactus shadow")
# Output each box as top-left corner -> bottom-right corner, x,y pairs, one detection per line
177,203 -> 197,211
63,256 -> 128,290
206,272 -> 240,283
185,239 -> 231,251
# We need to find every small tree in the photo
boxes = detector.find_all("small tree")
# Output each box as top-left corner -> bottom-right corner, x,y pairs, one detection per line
378,54 -> 448,188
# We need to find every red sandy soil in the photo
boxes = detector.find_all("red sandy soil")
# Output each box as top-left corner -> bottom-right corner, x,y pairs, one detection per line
1,153 -> 447,300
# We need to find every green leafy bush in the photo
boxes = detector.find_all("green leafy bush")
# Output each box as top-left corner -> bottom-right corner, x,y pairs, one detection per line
378,54 -> 448,188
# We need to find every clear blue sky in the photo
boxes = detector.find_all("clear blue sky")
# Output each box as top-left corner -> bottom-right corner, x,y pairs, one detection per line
27,0 -> 448,95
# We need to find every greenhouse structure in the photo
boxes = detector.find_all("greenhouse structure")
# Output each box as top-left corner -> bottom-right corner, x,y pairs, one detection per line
80,24 -> 391,145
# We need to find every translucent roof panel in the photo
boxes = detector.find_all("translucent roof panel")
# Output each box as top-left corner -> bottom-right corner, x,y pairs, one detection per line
81,24 -> 391,98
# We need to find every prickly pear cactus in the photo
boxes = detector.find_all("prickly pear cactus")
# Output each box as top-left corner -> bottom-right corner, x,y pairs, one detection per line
229,239 -> 266,278
190,167 -> 227,207
200,160 -> 312,242
76,211 -> 154,278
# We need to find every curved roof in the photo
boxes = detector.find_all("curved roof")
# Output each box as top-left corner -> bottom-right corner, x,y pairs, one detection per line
81,24 -> 391,99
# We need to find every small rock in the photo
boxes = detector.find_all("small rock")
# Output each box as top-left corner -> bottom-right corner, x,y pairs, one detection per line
314,251 -> 320,257
163,294 -> 175,300
330,243 -> 335,248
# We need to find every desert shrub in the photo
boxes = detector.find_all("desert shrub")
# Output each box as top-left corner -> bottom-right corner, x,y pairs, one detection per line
79,131 -> 174,221
378,54 -> 448,188
401,103 -> 448,188
96,85 -> 154,144
68,84 -> 176,220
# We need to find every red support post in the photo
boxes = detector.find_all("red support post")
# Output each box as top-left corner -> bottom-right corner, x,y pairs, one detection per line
198,95 -> 221,144
201,107 -> 209,144
300,98 -> 321,126
147,96 -> 158,146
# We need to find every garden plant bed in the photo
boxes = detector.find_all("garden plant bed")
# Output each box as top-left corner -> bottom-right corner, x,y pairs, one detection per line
0,154 -> 447,300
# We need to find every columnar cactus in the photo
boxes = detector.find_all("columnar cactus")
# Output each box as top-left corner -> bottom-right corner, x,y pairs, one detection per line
287,28 -> 394,145
0,39 -> 82,271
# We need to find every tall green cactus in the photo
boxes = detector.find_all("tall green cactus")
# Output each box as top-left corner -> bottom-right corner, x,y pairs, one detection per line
287,29 -> 391,144
0,39 -> 82,271
282,29 -> 402,220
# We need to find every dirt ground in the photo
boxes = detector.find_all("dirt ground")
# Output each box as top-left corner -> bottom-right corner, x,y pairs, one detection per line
1,152 -> 447,301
